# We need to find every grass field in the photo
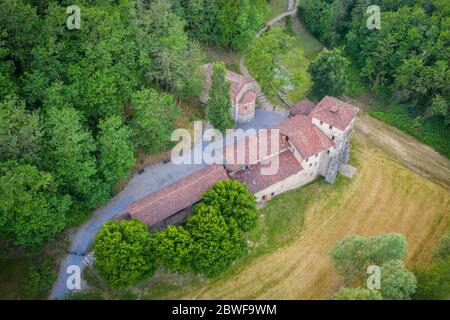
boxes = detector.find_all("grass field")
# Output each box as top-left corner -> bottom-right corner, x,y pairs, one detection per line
83,120 -> 450,300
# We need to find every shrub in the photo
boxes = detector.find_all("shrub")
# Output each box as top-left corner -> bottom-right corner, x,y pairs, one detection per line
94,219 -> 157,287
26,258 -> 56,296
187,204 -> 244,277
201,180 -> 258,232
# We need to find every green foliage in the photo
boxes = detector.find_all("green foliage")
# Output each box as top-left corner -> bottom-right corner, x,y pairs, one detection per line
247,28 -> 296,97
0,162 -> 70,249
26,258 -> 56,297
300,0 -> 449,128
201,180 -> 258,232
333,287 -> 383,300
98,116 -> 136,186
174,0 -> 267,51
330,233 -> 408,283
43,106 -> 106,208
308,48 -> 349,99
433,233 -> 450,260
134,0 -> 203,98
94,219 -> 157,288
380,260 -> 417,300
280,48 -> 312,102
131,88 -> 181,153
0,95 -> 42,162
414,258 -> 450,300
206,62 -> 234,132
187,204 -> 244,277
153,225 -> 192,274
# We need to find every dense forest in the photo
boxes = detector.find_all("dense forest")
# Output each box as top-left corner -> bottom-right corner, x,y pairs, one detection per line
0,0 -> 269,250
299,0 -> 449,154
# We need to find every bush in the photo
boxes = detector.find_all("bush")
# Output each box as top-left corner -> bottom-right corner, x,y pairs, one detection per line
26,258 -> 56,296
380,260 -> 417,300
94,219 -> 157,287
153,225 -> 192,274
330,233 -> 408,283
187,204 -> 244,277
414,259 -> 450,300
201,180 -> 258,232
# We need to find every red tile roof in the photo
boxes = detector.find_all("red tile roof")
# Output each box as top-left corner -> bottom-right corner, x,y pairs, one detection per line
289,125 -> 335,159
127,165 -> 229,227
222,129 -> 289,172
274,114 -> 335,159
289,99 -> 316,116
204,64 -> 257,105
311,96 -> 360,131
274,114 -> 312,137
231,151 -> 303,194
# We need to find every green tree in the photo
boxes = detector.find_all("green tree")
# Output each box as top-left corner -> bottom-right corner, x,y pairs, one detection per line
246,28 -> 295,97
97,116 -> 135,186
330,233 -> 408,283
308,48 -> 349,99
187,204 -> 244,277
206,62 -> 234,132
134,0 -> 203,98
94,219 -> 157,287
333,287 -> 383,300
201,180 -> 258,232
0,161 -> 70,249
131,88 -> 181,153
380,260 -> 417,300
0,95 -> 42,162
43,106 -> 103,208
153,225 -> 192,274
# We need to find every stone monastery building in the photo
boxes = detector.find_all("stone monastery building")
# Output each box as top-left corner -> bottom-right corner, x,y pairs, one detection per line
127,96 -> 359,228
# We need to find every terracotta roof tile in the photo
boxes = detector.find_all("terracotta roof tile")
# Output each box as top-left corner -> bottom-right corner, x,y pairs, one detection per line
127,165 -> 229,227
222,129 -> 289,172
231,151 -> 303,194
289,125 -> 335,159
311,96 -> 360,131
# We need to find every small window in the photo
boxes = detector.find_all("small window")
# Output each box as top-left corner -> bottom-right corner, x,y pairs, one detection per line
327,150 -> 330,154
305,158 -> 309,162
329,125 -> 333,130
315,154 -> 318,158
315,162 -> 317,167
332,136 -> 335,141
320,121 -> 323,125
309,163 -> 312,167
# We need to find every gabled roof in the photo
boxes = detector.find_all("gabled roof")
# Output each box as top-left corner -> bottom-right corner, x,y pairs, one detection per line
203,64 -> 257,105
311,96 -> 360,131
231,150 -> 303,194
127,165 -> 229,227
289,99 -> 316,116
